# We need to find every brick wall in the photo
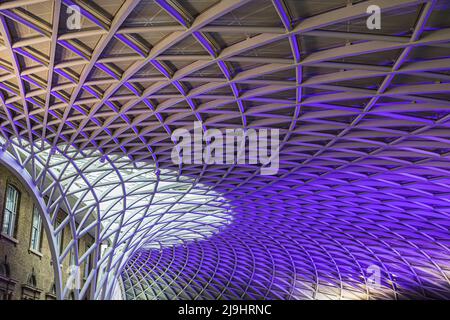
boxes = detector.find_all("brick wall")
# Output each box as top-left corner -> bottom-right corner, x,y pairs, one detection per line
0,164 -> 94,300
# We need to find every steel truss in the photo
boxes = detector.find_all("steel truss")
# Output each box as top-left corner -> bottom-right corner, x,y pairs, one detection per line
0,0 -> 449,300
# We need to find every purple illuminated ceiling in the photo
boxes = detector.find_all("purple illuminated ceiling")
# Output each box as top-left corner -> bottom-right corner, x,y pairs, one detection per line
0,0 -> 449,299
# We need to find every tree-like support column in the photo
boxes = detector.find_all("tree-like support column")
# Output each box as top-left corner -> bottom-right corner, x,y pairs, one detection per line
0,137 -> 231,300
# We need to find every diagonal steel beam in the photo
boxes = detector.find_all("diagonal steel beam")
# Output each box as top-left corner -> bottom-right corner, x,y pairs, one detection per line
51,0 -> 141,149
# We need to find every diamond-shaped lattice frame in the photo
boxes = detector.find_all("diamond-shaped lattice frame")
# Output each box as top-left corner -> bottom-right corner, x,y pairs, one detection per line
0,0 -> 449,299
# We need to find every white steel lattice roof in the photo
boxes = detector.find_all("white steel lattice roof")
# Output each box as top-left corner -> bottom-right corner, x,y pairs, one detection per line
0,0 -> 449,300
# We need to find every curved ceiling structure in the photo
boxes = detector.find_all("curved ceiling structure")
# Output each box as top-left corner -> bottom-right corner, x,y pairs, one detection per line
0,0 -> 449,300
0,136 -> 231,299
